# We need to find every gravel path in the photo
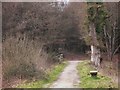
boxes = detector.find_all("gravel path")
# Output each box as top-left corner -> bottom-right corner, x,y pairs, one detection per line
50,61 -> 81,88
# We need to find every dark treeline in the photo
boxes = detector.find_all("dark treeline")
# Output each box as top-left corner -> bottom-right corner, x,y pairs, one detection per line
2,2 -> 88,87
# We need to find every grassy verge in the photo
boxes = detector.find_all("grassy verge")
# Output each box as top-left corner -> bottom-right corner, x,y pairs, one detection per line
77,60 -> 117,88
17,61 -> 68,88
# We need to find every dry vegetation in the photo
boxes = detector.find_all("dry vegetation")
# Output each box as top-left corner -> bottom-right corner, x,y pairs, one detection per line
2,35 -> 54,87
99,54 -> 118,84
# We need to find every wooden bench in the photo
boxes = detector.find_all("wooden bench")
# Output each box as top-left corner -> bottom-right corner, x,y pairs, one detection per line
90,71 -> 98,77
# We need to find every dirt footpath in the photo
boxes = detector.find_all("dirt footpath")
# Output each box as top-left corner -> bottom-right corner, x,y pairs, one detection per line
50,61 -> 81,88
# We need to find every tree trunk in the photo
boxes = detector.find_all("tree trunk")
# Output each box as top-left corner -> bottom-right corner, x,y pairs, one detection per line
90,23 -> 101,68
91,45 -> 101,67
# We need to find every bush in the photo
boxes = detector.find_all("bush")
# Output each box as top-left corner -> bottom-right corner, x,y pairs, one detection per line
2,35 -> 49,81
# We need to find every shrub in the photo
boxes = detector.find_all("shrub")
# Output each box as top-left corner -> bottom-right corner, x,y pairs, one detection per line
2,35 -> 49,81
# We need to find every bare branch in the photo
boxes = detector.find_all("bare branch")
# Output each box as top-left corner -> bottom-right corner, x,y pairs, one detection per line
113,44 -> 120,55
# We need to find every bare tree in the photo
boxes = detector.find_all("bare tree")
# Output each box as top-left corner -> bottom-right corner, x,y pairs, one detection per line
103,2 -> 119,61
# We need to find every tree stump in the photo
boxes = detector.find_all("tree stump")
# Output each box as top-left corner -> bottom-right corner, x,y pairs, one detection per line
90,71 -> 98,77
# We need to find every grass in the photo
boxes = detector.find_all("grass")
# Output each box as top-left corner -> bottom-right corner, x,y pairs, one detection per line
17,61 -> 68,88
77,60 -> 117,88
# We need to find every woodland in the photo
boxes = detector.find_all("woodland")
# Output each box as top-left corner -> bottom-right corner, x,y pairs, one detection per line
2,2 -> 120,88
